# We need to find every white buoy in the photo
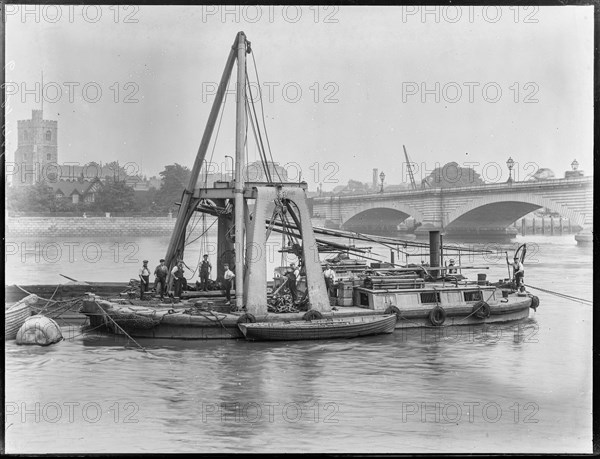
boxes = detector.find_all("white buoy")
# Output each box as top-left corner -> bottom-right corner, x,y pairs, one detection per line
16,315 -> 63,346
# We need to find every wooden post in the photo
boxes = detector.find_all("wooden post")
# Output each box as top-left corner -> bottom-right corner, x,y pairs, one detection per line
532,217 -> 536,235
234,32 -> 247,310
217,211 -> 235,282
550,216 -> 554,235
390,249 -> 395,265
244,187 -> 277,316
559,218 -> 563,235
541,216 -> 545,235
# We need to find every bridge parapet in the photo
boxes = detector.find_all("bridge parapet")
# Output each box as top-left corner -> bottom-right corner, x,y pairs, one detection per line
313,176 -> 592,202
312,176 -> 592,232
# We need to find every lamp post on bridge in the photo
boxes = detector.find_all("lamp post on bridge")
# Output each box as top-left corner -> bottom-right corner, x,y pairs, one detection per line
506,157 -> 515,184
566,159 -> 583,179
571,159 -> 579,171
379,171 -> 385,193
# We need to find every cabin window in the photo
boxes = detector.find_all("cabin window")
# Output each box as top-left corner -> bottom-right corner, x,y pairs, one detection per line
420,292 -> 440,304
464,291 -> 483,302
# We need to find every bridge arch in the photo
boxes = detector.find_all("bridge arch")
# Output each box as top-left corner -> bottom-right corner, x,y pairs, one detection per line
445,192 -> 587,229
340,201 -> 426,227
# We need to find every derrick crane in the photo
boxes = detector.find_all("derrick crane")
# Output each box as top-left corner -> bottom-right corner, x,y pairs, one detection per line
403,145 -> 417,190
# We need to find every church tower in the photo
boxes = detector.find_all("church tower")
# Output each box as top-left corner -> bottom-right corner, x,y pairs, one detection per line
14,110 -> 58,184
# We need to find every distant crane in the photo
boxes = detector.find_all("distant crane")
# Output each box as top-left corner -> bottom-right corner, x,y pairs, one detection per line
403,145 -> 417,190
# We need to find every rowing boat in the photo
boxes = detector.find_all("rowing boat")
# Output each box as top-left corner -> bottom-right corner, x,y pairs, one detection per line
238,314 -> 397,341
5,294 -> 37,340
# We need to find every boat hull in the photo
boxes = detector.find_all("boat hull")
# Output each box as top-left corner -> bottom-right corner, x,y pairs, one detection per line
238,315 -> 397,341
79,292 -> 533,340
4,282 -> 235,303
392,296 -> 531,328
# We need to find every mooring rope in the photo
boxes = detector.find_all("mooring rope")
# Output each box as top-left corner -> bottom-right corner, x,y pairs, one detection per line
37,284 -> 61,316
13,285 -> 89,305
64,322 -> 107,341
524,284 -> 592,305
191,309 -> 239,338
94,300 -> 148,353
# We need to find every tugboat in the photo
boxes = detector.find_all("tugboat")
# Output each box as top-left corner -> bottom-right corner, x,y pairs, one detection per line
79,32 -> 538,340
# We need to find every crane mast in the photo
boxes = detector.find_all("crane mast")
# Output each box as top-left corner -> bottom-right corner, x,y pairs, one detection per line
403,145 -> 417,190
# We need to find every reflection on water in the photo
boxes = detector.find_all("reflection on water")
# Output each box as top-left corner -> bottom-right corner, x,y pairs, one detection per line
4,235 -> 592,453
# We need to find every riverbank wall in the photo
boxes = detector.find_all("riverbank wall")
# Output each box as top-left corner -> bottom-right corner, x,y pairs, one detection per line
5,216 -> 178,237
5,215 -> 582,238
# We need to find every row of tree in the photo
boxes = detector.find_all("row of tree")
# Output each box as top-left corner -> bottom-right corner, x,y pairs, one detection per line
6,164 -> 192,215
6,162 -> 486,214
336,163 -> 486,194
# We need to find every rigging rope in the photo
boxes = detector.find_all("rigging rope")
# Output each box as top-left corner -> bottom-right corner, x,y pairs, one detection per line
245,74 -> 273,182
204,80 -> 230,186
186,211 -> 202,240
250,50 -> 283,182
185,216 -> 219,247
246,99 -> 270,181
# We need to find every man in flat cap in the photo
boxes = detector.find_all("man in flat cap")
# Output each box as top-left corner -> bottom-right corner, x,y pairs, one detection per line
198,254 -> 212,292
154,258 -> 168,299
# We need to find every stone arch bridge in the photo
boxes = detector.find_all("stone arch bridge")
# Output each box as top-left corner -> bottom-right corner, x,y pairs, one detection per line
311,176 -> 593,240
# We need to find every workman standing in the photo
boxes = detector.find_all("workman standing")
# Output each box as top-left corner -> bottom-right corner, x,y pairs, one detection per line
154,259 -> 168,299
139,260 -> 151,299
323,264 -> 336,297
512,256 -> 525,289
199,254 -> 212,291
171,261 -> 185,299
285,267 -> 298,302
291,262 -> 301,286
447,258 -> 457,275
223,264 -> 235,305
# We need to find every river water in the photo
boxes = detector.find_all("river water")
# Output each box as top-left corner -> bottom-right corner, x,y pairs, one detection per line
4,233 -> 593,453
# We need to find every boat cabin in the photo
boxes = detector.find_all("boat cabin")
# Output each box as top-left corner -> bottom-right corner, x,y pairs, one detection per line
354,283 -> 497,311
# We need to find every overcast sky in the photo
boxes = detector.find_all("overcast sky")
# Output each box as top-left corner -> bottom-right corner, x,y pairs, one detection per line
5,5 -> 594,190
